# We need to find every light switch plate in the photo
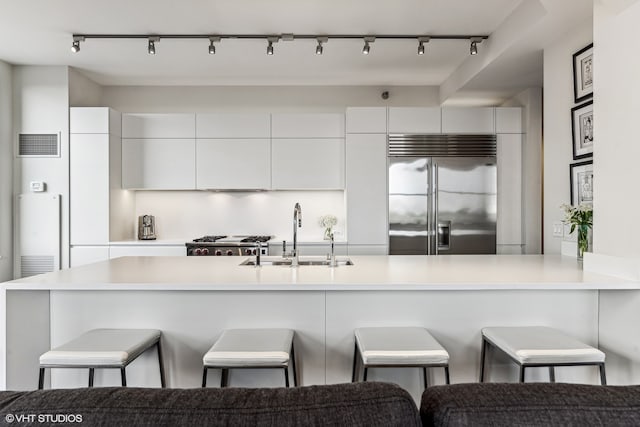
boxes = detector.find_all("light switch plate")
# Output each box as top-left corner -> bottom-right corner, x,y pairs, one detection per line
552,222 -> 564,237
30,181 -> 45,192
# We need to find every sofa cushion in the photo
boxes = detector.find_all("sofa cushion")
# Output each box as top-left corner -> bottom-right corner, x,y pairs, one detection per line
421,383 -> 640,426
0,382 -> 420,427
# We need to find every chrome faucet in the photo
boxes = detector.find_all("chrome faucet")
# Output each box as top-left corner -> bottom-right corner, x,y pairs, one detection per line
292,202 -> 302,267
255,242 -> 261,267
328,232 -> 337,267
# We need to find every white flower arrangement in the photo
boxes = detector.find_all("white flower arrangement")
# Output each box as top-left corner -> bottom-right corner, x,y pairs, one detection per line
319,214 -> 338,240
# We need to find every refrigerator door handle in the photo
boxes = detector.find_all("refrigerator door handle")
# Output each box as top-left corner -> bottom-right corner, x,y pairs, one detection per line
432,163 -> 439,255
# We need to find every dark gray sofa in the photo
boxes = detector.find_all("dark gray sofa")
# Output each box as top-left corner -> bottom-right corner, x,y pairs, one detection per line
421,383 -> 640,426
0,382 -> 420,427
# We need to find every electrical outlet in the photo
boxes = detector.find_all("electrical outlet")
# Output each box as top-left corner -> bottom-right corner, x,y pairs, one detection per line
552,222 -> 564,237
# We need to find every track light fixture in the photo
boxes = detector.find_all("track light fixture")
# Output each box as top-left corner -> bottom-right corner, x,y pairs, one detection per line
148,36 -> 159,55
362,37 -> 375,55
70,33 -> 489,56
417,37 -> 430,55
469,37 -> 483,55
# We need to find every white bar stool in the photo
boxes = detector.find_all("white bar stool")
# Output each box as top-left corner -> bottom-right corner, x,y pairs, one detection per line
352,327 -> 450,388
202,328 -> 297,388
38,328 -> 165,389
480,326 -> 606,384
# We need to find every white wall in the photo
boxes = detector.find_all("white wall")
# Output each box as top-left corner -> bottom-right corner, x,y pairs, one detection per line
135,191 -> 346,242
0,61 -> 12,281
543,20 -> 593,254
12,66 -> 70,273
68,68 -> 102,107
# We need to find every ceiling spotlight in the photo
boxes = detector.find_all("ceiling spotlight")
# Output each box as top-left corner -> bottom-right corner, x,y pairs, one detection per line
70,36 -> 84,53
266,37 -> 279,55
417,37 -> 430,55
316,37 -> 328,55
148,37 -> 159,55
208,36 -> 220,55
470,37 -> 483,55
362,37 -> 375,55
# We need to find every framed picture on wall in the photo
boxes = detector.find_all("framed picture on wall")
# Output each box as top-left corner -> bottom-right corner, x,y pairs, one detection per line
573,43 -> 593,103
570,160 -> 593,206
571,100 -> 593,159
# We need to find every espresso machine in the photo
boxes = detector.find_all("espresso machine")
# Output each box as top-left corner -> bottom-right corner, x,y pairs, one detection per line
138,215 -> 157,240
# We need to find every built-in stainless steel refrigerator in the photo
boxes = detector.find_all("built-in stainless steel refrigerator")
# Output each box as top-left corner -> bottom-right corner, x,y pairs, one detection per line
388,134 -> 497,255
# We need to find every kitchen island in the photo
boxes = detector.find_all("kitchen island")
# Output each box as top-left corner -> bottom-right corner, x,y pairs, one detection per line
1,255 -> 637,401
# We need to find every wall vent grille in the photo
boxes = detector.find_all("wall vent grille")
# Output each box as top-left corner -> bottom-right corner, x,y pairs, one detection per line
18,134 -> 60,157
20,255 -> 55,277
388,134 -> 496,157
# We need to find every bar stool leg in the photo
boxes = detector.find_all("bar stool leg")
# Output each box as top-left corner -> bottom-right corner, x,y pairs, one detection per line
423,367 -> 428,389
88,368 -> 95,387
444,366 -> 451,384
599,363 -> 607,385
290,343 -> 298,387
120,367 -> 127,386
221,369 -> 229,387
363,367 -> 368,382
202,367 -> 208,388
519,365 -> 526,383
284,367 -> 290,388
549,366 -> 556,383
479,336 -> 488,382
38,368 -> 45,390
351,342 -> 358,383
156,341 -> 166,388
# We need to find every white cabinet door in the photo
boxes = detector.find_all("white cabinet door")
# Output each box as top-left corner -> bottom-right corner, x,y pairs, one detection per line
495,107 -> 523,133
347,245 -> 388,255
388,107 -> 441,133
441,108 -> 495,133
497,134 -> 523,245
196,139 -> 270,189
109,246 -> 186,258
346,108 -> 387,133
122,139 -> 196,189
346,134 -> 388,245
272,113 -> 345,138
70,134 -> 110,245
268,243 -> 347,256
271,139 -> 345,189
70,246 -> 110,267
196,113 -> 270,138
122,114 -> 196,138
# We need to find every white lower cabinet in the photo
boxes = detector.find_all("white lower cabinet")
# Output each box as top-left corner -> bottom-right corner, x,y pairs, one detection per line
196,139 -> 270,189
109,246 -> 186,258
70,246 -> 110,267
268,243 -> 347,257
122,138 -> 196,189
271,139 -> 345,189
347,245 -> 388,255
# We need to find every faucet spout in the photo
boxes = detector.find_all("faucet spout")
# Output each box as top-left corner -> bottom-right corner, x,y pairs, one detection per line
292,203 -> 302,267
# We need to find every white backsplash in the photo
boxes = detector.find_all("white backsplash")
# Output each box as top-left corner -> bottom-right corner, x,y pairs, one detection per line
134,190 -> 346,241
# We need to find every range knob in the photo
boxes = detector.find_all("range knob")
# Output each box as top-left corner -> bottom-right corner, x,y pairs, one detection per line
226,250 -> 234,256
195,248 -> 202,255
215,250 -> 222,256
244,248 -> 252,255
201,248 -> 209,255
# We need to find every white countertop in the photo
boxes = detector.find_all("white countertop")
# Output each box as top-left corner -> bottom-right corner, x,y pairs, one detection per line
3,255 -> 638,291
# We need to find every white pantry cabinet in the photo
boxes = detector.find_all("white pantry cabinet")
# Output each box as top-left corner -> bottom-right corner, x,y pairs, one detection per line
122,113 -> 195,138
441,108 -> 495,133
346,134 -> 388,245
271,138 -> 345,189
497,133 -> 523,249
196,139 -> 271,189
196,113 -> 270,138
388,107 -> 441,133
70,246 -> 110,267
109,245 -> 186,258
346,108 -> 387,133
271,113 -> 345,138
122,138 -> 196,189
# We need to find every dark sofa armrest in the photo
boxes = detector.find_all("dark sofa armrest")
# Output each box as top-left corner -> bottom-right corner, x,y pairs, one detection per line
421,383 -> 640,426
0,382 -> 420,427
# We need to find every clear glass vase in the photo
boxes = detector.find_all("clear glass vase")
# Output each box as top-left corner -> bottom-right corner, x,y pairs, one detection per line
576,224 -> 592,260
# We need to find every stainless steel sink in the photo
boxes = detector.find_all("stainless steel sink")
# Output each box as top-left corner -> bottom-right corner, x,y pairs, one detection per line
240,256 -> 353,267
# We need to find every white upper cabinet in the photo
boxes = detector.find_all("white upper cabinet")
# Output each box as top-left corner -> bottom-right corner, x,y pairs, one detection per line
388,107 -> 441,133
122,113 -> 196,138
346,134 -> 388,245
122,138 -> 196,189
271,113 -> 345,138
196,139 -> 271,190
271,138 -> 345,189
196,113 -> 271,138
346,107 -> 387,133
495,107 -> 523,133
441,108 -> 495,133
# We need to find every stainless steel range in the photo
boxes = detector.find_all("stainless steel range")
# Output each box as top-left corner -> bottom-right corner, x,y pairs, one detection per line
186,235 -> 273,256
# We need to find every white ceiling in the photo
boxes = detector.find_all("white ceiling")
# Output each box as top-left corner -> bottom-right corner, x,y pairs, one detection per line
0,0 -> 593,99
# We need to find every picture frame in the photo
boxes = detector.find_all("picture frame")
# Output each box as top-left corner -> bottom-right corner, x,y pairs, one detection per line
570,160 -> 593,206
573,43 -> 593,103
571,100 -> 593,160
